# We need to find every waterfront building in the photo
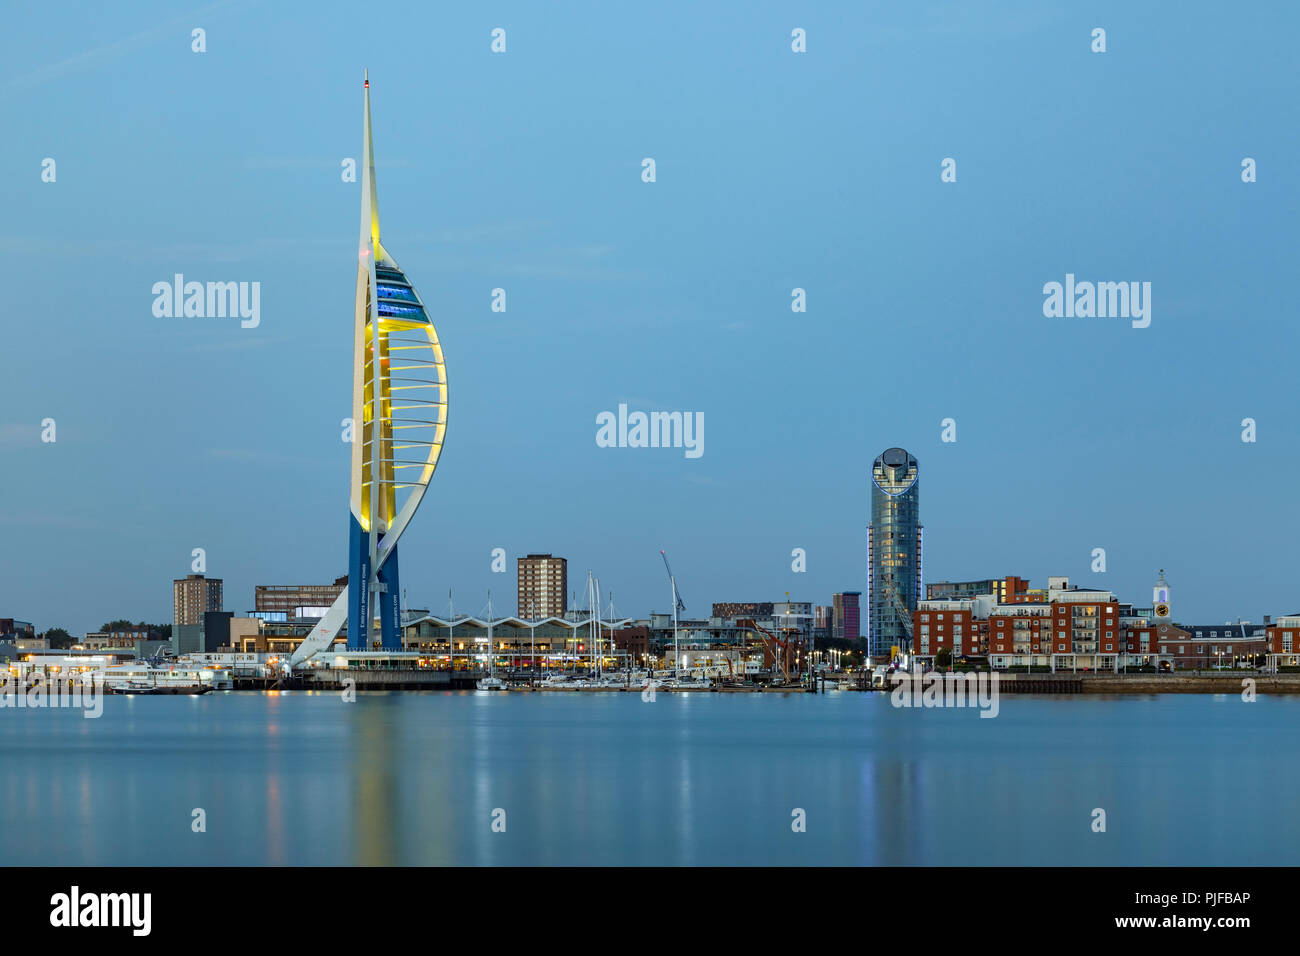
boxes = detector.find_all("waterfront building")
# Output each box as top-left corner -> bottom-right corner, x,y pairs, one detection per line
172,623 -> 202,655
1123,575 -> 1268,669
517,554 -> 567,617
83,628 -> 157,650
985,577 -> 1119,670
649,613 -> 720,654
402,613 -> 632,671
986,603 -> 1053,665
914,600 -> 974,659
1047,581 -> 1120,660
236,619 -> 321,655
286,73 -> 448,666
169,613 -> 263,656
1267,615 -> 1300,667
173,574 -> 222,627
1119,571 -> 1259,670
867,447 -> 922,659
255,577 -> 347,618
773,601 -> 813,641
712,602 -> 774,620
926,576 -> 1029,603
1117,603 -> 1155,624
972,571 -> 1272,672
813,605 -> 833,639
831,592 -> 861,640
0,619 -> 34,638
613,625 -> 651,664
1137,620 -> 1268,669
645,611 -> 779,665
912,595 -> 995,660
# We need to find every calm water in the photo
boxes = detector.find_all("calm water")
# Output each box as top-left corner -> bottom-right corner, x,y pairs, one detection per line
1,689 -> 1295,866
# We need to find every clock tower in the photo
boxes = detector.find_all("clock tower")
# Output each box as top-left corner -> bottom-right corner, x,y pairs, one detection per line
1153,570 -> 1171,620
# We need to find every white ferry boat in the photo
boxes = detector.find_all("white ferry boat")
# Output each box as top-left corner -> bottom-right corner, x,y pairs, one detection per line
81,661 -> 224,694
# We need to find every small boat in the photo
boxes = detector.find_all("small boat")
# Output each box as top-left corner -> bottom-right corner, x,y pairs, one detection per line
476,676 -> 507,691
666,676 -> 712,690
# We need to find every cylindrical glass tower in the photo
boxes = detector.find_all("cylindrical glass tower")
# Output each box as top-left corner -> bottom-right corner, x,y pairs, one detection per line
868,447 -> 921,660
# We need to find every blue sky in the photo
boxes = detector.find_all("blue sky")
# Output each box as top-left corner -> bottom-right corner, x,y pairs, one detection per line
2,1 -> 1298,635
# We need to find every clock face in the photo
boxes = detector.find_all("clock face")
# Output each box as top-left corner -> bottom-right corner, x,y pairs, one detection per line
1155,603 -> 1170,618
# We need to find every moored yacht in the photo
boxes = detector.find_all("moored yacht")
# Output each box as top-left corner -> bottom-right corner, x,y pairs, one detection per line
665,674 -> 712,690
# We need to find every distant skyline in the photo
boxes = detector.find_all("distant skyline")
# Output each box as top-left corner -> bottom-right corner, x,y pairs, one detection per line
3,1 -> 1298,635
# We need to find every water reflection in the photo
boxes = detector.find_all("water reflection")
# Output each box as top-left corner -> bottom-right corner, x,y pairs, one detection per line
1,692 -> 1299,865
353,695 -> 400,865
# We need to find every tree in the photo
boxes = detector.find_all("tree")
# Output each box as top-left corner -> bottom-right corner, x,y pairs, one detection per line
936,647 -> 952,670
39,628 -> 74,649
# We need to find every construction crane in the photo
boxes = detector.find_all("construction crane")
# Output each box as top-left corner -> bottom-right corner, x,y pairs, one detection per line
660,550 -> 684,675
737,618 -> 796,684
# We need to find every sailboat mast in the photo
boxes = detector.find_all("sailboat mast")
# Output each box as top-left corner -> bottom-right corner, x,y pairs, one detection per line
587,572 -> 595,676
594,578 -> 602,678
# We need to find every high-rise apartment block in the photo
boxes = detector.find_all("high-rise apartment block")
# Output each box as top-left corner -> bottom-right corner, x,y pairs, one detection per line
518,554 -> 567,618
867,447 -> 922,659
173,574 -> 223,627
832,592 -> 861,640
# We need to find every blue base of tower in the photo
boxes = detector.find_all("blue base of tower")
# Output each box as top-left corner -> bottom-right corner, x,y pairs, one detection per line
347,513 -> 403,651
347,513 -> 369,650
378,541 -> 401,650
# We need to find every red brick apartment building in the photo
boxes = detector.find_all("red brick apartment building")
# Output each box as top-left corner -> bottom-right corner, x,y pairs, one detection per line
987,589 -> 1119,661
921,578 -> 1122,669
1267,615 -> 1300,664
1127,621 -> 1268,669
913,601 -> 976,657
917,569 -> 1281,671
